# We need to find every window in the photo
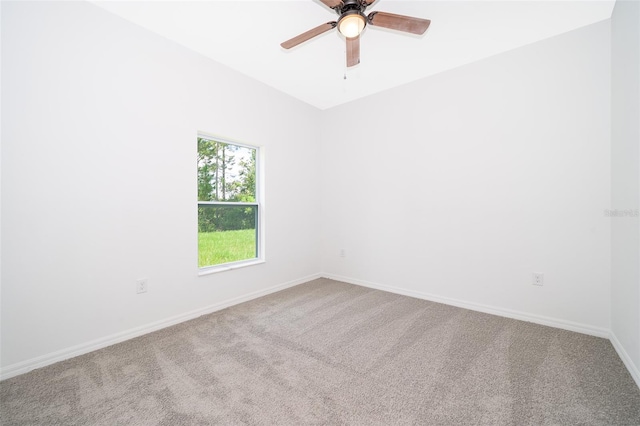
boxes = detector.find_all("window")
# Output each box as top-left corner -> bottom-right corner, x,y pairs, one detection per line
197,134 -> 261,271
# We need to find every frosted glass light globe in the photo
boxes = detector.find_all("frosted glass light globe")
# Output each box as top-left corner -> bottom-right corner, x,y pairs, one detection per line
338,14 -> 366,38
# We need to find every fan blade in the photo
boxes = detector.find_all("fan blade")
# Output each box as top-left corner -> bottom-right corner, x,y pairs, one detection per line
363,0 -> 376,5
346,36 -> 360,67
368,11 -> 431,35
281,22 -> 337,49
320,0 -> 343,9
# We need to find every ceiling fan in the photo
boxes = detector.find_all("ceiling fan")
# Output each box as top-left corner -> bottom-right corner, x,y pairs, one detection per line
280,0 -> 431,67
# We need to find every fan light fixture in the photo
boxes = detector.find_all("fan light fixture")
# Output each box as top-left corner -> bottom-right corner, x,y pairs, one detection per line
280,0 -> 431,68
338,12 -> 366,38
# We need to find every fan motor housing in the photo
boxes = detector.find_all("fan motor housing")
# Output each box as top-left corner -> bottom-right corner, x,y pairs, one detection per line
337,0 -> 366,14
344,1 -> 362,12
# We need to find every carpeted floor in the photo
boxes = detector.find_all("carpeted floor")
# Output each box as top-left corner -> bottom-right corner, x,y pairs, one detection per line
2,278 -> 640,425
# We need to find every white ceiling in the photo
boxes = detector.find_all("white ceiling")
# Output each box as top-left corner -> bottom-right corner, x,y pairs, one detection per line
93,0 -> 615,110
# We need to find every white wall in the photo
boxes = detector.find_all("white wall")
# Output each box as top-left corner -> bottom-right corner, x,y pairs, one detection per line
321,21 -> 612,334
2,0 -> 634,384
611,0 -> 640,383
1,1 -> 322,373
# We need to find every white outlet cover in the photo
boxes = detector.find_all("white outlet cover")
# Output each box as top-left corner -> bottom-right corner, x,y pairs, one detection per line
532,273 -> 544,286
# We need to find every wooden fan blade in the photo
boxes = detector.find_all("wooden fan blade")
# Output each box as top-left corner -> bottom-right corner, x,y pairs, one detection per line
368,11 -> 431,35
346,36 -> 360,67
320,0 -> 343,9
281,22 -> 337,49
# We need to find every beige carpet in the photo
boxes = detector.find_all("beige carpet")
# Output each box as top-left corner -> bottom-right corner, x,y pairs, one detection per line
2,278 -> 639,425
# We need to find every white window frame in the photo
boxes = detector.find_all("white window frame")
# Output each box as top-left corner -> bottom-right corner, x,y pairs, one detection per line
197,132 -> 264,276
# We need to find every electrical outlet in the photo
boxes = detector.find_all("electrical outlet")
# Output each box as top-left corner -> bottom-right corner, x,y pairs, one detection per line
339,248 -> 346,258
136,278 -> 148,294
532,273 -> 544,286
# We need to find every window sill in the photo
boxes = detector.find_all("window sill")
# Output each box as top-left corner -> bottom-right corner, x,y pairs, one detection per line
198,259 -> 265,277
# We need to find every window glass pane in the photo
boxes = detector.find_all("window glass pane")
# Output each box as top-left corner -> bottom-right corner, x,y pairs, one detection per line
197,137 -> 256,202
197,135 -> 260,270
198,204 -> 257,267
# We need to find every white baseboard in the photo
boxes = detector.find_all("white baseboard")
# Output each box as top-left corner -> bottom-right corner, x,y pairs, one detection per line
0,273 -> 321,381
5,272 -> 637,392
322,273 -> 610,339
610,332 -> 640,390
